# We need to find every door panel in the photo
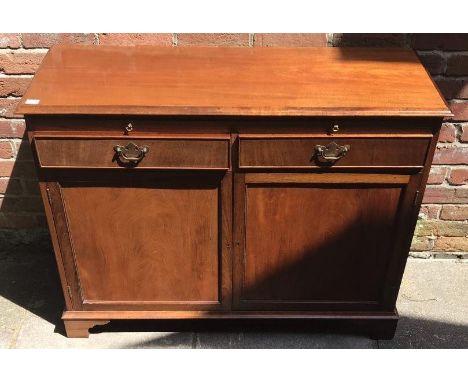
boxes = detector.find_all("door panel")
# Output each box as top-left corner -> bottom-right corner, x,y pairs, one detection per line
233,173 -> 414,311
48,173 -> 231,310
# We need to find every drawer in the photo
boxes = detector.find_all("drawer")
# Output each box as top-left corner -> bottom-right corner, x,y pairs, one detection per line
34,137 -> 230,170
238,137 -> 431,168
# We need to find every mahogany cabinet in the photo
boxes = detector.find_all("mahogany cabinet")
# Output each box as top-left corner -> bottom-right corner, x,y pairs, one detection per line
17,46 -> 451,339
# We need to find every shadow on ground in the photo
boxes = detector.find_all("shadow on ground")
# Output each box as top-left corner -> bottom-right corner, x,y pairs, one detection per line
1,238 -> 467,348
0,237 -> 62,323
88,317 -> 467,349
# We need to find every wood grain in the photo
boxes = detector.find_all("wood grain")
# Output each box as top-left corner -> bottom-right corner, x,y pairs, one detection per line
27,115 -> 441,134
234,173 -> 411,310
62,310 -> 398,320
17,46 -> 451,117
63,320 -> 110,338
58,177 -> 225,310
239,137 -> 430,168
45,182 -> 83,309
34,137 -> 230,169
245,173 -> 411,184
22,46 -> 447,340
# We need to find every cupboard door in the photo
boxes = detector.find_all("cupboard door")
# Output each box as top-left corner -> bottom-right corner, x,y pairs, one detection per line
46,172 -> 231,311
233,173 -> 419,311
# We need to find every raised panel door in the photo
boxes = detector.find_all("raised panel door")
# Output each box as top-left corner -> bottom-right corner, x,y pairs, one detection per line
46,172 -> 231,311
233,173 -> 420,311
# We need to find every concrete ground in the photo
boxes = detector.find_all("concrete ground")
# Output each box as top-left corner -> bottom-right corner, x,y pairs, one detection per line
1,239 -> 467,348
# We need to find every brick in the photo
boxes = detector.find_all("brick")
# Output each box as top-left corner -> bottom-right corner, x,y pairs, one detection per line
0,141 -> 14,158
254,33 -> 327,47
411,33 -> 468,51
0,119 -> 26,138
0,213 -> 41,229
422,186 -> 468,204
14,161 -> 37,179
446,53 -> 468,76
417,52 -> 445,75
0,120 -> 14,137
435,78 -> 468,100
177,33 -> 249,47
461,123 -> 468,142
449,101 -> 468,121
433,146 -> 468,165
0,34 -> 21,48
0,77 -> 31,97
0,161 -> 36,178
421,187 -> 451,204
22,179 -> 40,196
415,219 -> 468,237
440,205 -> 468,220
427,166 -> 448,184
0,196 -> 44,213
99,33 -> 172,46
410,236 -> 433,251
22,33 -> 96,48
332,33 -> 407,47
0,178 -> 22,194
13,119 -> 26,137
419,204 -> 441,219
448,168 -> 468,185
434,237 -> 468,252
438,123 -> 457,142
0,52 -> 46,74
14,140 -> 33,161
0,98 -> 21,118
456,188 -> 468,199
0,161 -> 13,176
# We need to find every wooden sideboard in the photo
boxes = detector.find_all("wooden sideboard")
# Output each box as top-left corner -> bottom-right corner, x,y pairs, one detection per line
17,46 -> 451,339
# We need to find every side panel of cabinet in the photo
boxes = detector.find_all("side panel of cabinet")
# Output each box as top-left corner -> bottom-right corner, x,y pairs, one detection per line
45,171 -> 232,311
233,173 -> 420,311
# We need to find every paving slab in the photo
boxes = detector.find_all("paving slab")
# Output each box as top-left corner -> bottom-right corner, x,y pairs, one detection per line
0,295 -> 27,348
231,332 -> 376,349
15,313 -> 194,349
195,331 -> 244,349
379,260 -> 468,349
1,239 -> 466,349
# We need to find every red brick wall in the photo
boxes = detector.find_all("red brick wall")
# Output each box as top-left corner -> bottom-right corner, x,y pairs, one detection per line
0,33 -> 467,257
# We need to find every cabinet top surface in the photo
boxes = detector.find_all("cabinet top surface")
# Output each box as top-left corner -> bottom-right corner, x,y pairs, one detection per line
17,45 -> 451,117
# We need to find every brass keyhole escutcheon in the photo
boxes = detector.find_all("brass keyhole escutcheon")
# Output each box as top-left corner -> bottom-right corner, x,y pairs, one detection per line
124,122 -> 133,134
329,124 -> 340,134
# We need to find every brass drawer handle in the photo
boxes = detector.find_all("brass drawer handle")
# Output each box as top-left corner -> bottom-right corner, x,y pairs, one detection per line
315,142 -> 350,163
113,142 -> 149,165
